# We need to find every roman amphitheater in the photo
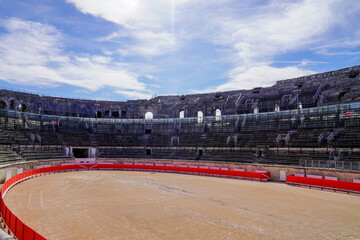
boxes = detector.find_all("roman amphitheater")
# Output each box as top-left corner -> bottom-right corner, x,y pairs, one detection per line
0,65 -> 360,239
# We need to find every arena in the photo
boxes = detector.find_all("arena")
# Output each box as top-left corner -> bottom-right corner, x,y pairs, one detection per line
1,0 -> 360,238
0,65 -> 360,239
4,171 -> 360,240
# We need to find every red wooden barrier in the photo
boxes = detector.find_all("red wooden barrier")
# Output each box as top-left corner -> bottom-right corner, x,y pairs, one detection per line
16,219 -> 24,240
23,225 -> 34,240
0,163 -> 271,239
9,212 -> 16,234
287,175 -> 360,194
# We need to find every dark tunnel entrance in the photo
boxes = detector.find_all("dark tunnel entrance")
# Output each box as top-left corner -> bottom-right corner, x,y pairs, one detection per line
73,148 -> 89,158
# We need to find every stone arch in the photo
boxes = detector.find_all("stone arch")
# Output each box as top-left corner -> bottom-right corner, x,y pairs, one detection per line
9,99 -> 16,110
96,111 -> 102,118
112,111 -> 119,118
145,112 -> 153,119
214,108 -> 221,121
0,99 -> 8,110
18,103 -> 27,112
196,111 -> 203,123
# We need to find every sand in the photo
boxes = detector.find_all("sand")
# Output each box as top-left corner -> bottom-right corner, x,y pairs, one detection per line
4,171 -> 360,240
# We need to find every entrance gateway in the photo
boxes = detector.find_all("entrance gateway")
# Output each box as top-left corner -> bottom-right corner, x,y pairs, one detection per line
68,147 -> 97,164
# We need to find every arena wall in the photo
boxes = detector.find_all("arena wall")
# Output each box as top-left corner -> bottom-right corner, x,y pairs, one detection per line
96,158 -> 360,182
1,159 -> 360,183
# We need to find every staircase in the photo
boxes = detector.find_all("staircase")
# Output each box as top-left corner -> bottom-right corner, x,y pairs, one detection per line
89,134 -> 98,146
140,134 -> 151,146
198,133 -> 207,147
24,114 -> 32,129
327,128 -> 343,145
56,132 -> 66,146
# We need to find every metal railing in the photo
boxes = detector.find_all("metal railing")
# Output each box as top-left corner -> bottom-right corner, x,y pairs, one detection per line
299,160 -> 360,171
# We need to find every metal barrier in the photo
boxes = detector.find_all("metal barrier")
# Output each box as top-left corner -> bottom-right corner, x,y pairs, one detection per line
287,175 -> 360,194
299,160 -> 360,172
0,164 -> 271,240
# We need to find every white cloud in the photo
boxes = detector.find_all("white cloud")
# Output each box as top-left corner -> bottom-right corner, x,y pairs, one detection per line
66,0 -> 191,29
208,0 -> 339,66
0,18 -> 66,66
0,18 -> 151,99
70,0 -> 351,89
215,65 -> 315,91
45,0 -> 360,94
127,31 -> 177,56
185,0 -> 351,90
67,0 -> 187,57
271,59 -> 328,66
115,90 -> 152,99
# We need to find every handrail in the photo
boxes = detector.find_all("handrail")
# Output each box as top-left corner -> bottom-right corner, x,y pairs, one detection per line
1,102 -> 359,125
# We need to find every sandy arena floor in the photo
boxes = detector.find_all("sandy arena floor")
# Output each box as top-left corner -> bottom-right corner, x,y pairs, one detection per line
4,171 -> 360,240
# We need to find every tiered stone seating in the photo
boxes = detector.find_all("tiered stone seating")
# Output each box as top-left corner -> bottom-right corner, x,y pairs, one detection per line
260,150 -> 329,166
288,129 -> 331,148
0,149 -> 23,164
201,149 -> 254,163
176,134 -> 202,147
151,148 -> 197,160
345,151 -> 360,162
20,147 -> 70,161
61,132 -> 92,146
98,147 -> 146,158
38,131 -> 63,145
202,133 -> 229,148
0,130 -> 32,145
147,134 -> 172,147
334,129 -> 360,148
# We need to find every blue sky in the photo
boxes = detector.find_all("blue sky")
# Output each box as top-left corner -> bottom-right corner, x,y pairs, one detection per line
0,0 -> 359,101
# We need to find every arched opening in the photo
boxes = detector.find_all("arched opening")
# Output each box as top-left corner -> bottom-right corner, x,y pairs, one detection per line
275,104 -> 280,112
112,111 -> 119,118
215,109 -> 221,121
18,103 -> 27,112
298,102 -> 303,109
96,111 -> 102,118
0,101 -> 7,110
145,112 -> 153,119
9,100 -> 15,110
179,110 -> 185,119
196,111 -> 203,124
104,110 -> 110,117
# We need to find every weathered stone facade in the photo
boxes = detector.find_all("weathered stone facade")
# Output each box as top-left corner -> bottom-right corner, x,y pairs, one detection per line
0,65 -> 359,119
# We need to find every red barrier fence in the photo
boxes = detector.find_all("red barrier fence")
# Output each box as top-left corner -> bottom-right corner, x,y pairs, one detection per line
0,163 -> 271,240
287,175 -> 360,194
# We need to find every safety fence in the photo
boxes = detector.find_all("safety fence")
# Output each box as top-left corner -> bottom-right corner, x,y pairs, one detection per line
287,175 -> 360,194
0,163 -> 271,240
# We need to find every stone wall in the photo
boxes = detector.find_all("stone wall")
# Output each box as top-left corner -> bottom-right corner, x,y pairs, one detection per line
0,65 -> 359,119
97,158 -> 360,182
1,158 -> 359,183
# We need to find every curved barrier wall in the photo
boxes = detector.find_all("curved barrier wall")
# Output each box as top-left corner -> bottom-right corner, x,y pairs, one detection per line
287,175 -> 360,194
0,163 -> 271,240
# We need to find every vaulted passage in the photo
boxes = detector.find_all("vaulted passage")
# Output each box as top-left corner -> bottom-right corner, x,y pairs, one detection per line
0,101 -> 7,109
72,148 -> 88,158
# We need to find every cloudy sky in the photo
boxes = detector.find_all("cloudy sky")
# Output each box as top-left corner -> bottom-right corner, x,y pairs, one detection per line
0,0 -> 359,100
